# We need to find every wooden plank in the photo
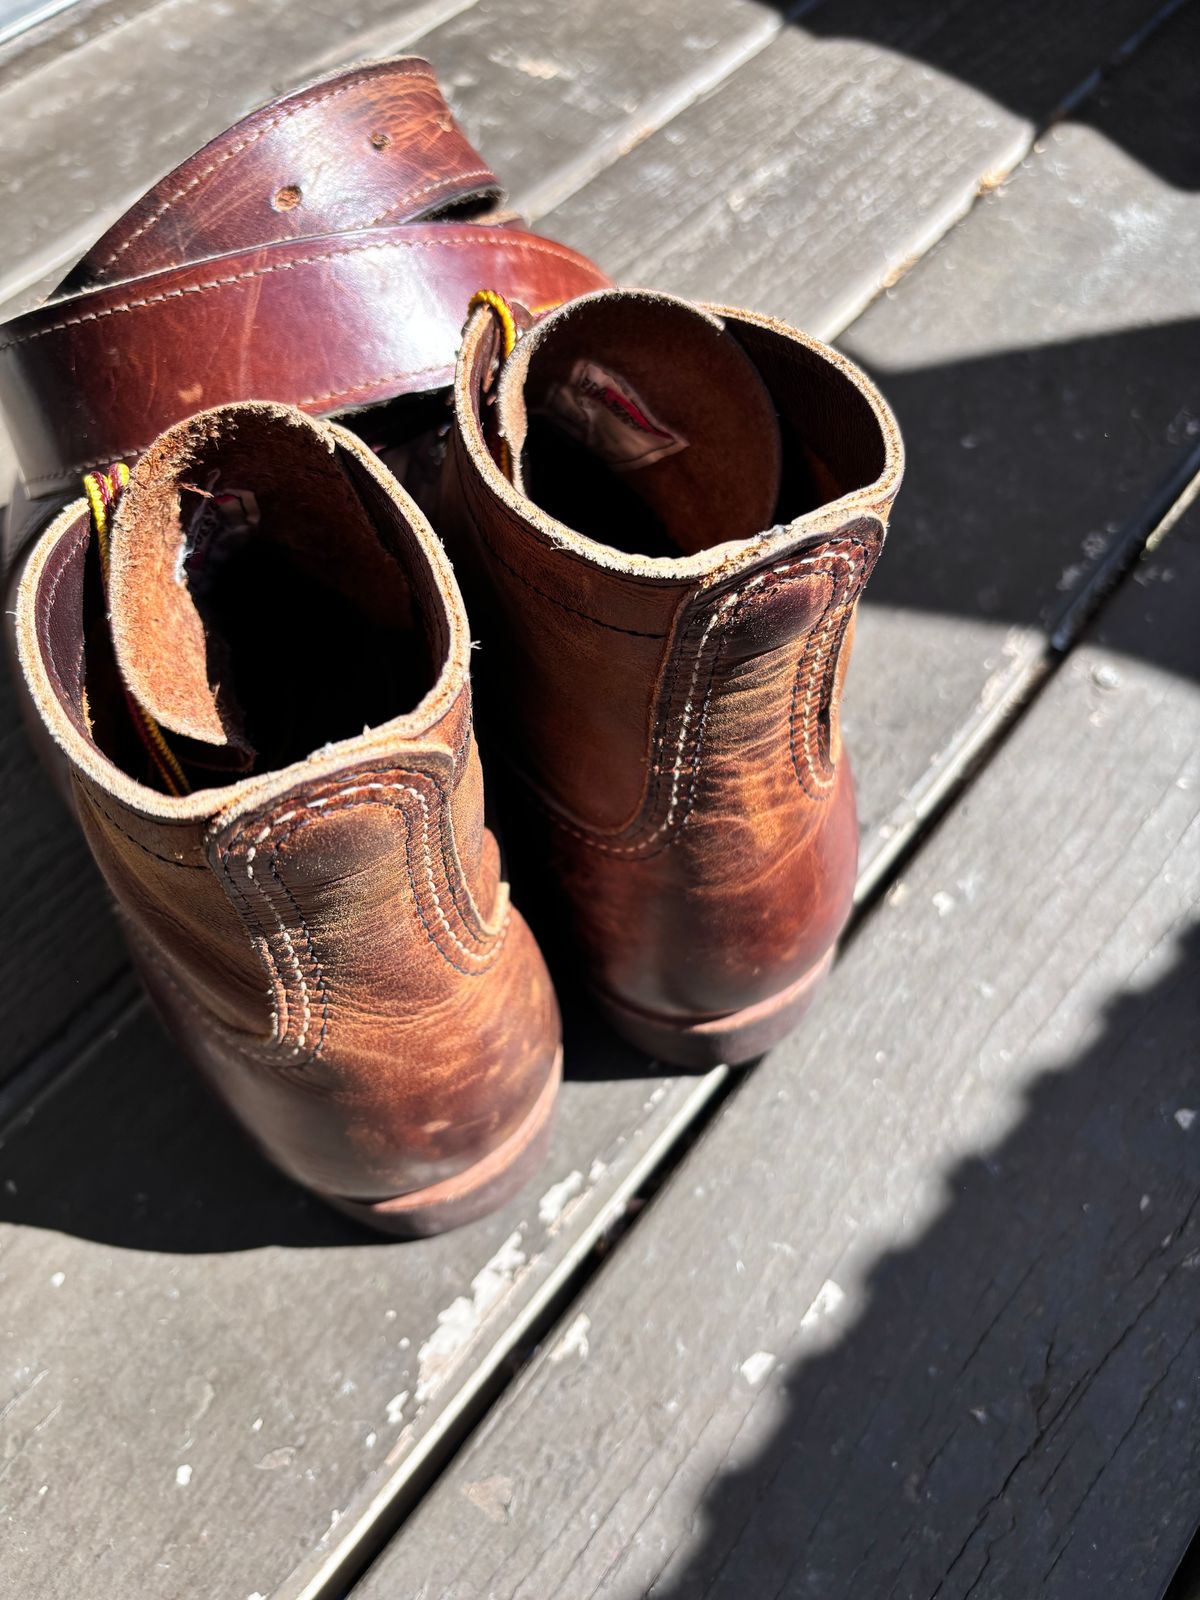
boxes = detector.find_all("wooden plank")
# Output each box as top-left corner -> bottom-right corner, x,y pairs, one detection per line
547,0 -> 1174,327
835,0 -> 1200,887
0,1006 -> 724,1600
352,483 -> 1200,1600
416,0 -> 788,221
0,0 -> 163,82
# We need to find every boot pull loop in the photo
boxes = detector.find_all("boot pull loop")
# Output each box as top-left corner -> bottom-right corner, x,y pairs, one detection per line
82,462 -> 128,584
468,286 -> 563,353
467,289 -> 522,479
467,288 -> 518,360
82,464 -> 191,798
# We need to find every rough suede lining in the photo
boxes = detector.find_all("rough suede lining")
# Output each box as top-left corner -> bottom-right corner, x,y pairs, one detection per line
498,291 -> 783,558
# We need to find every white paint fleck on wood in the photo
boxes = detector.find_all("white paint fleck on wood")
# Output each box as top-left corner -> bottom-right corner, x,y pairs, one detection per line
738,1351 -> 775,1386
415,1231 -> 529,1404
538,1170 -> 584,1227
549,1313 -> 591,1364
384,1393 -> 409,1427
799,1279 -> 846,1331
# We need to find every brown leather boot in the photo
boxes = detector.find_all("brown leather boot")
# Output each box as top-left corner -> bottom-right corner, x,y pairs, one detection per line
442,289 -> 903,1066
13,402 -> 562,1233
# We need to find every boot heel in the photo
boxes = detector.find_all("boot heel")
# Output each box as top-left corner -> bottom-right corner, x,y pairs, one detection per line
594,952 -> 833,1070
323,1052 -> 562,1238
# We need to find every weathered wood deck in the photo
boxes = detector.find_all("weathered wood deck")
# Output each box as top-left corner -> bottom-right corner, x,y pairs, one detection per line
0,3 -> 1197,1597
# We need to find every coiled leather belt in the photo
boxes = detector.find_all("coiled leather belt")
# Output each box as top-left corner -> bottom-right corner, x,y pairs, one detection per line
0,56 -> 609,506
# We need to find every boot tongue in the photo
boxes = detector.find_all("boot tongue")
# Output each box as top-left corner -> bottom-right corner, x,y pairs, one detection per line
101,404 -> 434,786
105,445 -> 259,772
497,291 -> 782,556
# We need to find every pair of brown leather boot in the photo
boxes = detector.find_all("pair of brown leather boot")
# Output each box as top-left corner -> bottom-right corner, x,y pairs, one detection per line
4,60 -> 901,1233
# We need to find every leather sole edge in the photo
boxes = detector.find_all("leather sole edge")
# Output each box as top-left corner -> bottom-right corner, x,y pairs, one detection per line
322,1048 -> 562,1238
593,951 -> 834,1069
